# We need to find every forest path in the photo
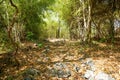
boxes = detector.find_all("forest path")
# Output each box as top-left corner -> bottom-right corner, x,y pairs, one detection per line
0,40 -> 120,80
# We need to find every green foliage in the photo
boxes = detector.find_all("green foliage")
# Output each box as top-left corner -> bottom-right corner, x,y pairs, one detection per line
41,0 -> 70,38
0,28 -> 10,50
26,31 -> 35,41
18,0 -> 56,40
5,76 -> 13,80
37,43 -> 43,48
0,0 -> 119,47
99,38 -> 107,43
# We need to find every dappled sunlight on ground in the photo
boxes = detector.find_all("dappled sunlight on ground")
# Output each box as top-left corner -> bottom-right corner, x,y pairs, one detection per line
0,40 -> 120,80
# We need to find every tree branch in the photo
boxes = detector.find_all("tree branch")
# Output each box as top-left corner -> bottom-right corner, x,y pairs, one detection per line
0,0 -> 4,4
9,0 -> 18,26
9,0 -> 18,12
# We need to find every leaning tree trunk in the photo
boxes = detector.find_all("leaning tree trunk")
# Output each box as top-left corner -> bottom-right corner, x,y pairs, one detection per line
7,0 -> 19,54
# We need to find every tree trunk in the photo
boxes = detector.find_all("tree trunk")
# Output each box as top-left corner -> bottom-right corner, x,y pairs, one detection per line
80,0 -> 92,42
86,0 -> 92,42
81,0 -> 87,41
56,20 -> 61,38
109,18 -> 114,41
69,21 -> 73,40
108,0 -> 116,42
96,21 -> 101,39
8,0 -> 19,54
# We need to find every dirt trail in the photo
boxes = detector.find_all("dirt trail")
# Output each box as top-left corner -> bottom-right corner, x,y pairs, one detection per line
0,41 -> 120,80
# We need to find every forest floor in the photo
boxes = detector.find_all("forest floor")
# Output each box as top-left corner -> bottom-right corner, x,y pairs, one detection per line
0,39 -> 120,80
